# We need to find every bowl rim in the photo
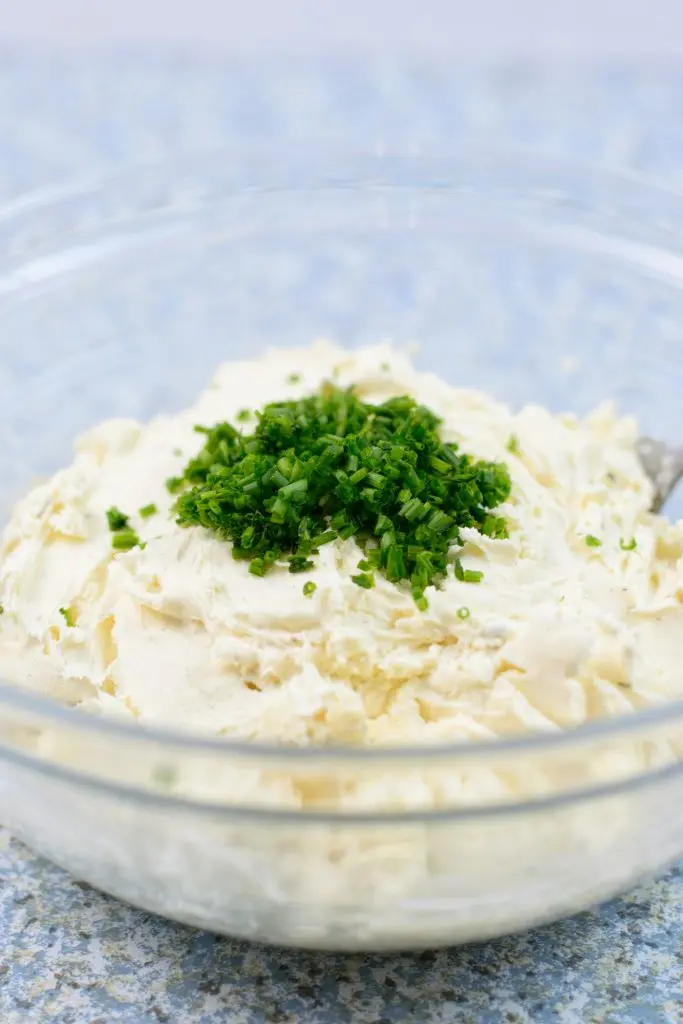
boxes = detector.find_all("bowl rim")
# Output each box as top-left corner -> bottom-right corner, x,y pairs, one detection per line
2,144 -> 683,771
4,141 -> 683,212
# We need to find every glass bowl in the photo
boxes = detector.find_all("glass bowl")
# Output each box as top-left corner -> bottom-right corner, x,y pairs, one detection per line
1,148 -> 683,951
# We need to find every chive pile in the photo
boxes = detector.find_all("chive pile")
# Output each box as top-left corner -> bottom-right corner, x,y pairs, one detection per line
173,384 -> 511,609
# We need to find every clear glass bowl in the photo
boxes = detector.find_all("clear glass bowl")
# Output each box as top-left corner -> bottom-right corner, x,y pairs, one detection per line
2,149 -> 683,951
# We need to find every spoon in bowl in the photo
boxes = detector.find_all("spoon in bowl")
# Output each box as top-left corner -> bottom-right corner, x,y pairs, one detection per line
637,438 -> 683,512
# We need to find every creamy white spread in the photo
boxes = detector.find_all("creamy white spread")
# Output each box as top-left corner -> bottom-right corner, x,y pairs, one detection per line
1,341 -> 683,754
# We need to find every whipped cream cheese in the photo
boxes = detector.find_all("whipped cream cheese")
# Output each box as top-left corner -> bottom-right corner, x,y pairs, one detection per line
1,341 -> 682,750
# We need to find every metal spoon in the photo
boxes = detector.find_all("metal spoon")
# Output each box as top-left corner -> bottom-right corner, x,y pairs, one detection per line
637,438 -> 683,512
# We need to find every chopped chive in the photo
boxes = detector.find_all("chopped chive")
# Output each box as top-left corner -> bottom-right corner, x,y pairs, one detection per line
428,456 -> 451,475
59,606 -> 75,628
585,535 -> 602,548
165,476 -> 184,495
286,372 -> 302,384
280,478 -> 308,499
106,507 -> 129,531
400,497 -> 425,522
351,573 -> 375,590
620,537 -> 637,551
376,514 -> 393,534
427,510 -> 452,532
380,361 -> 391,371
386,546 -> 405,581
139,503 -> 158,519
289,555 -> 314,573
454,558 -> 483,583
112,529 -> 141,552
236,408 -> 252,422
357,559 -> 373,571
310,531 -> 336,547
303,581 -> 317,597
0,604 -> 4,615
457,606 -> 471,620
506,434 -> 521,456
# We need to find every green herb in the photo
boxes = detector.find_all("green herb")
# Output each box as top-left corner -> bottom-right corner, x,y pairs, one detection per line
59,606 -> 75,628
303,581 -> 317,597
380,361 -> 391,372
165,476 -> 184,495
454,558 -> 484,584
585,535 -> 602,548
457,606 -> 471,620
236,408 -> 252,422
139,503 -> 158,519
173,385 -> 511,608
506,434 -> 521,456
106,506 -> 129,531
352,572 -> 375,590
289,554 -> 314,573
286,373 -> 302,384
112,528 -> 141,552
620,537 -> 637,551
0,604 -> 4,615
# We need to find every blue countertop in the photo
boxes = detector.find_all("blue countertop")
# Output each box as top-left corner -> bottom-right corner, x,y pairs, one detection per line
1,57 -> 683,1023
2,835 -> 682,1023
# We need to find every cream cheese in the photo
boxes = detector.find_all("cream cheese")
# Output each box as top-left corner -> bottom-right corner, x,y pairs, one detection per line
1,340 -> 682,755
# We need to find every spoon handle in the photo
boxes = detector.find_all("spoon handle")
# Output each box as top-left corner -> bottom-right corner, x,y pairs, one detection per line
637,437 -> 683,512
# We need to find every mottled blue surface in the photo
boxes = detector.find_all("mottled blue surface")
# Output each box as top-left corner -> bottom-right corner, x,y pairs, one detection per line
1,835 -> 682,1023
1,58 -> 683,1022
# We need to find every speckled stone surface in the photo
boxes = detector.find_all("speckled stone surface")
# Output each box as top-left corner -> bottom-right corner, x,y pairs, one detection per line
1,58 -> 683,1022
1,833 -> 682,1023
